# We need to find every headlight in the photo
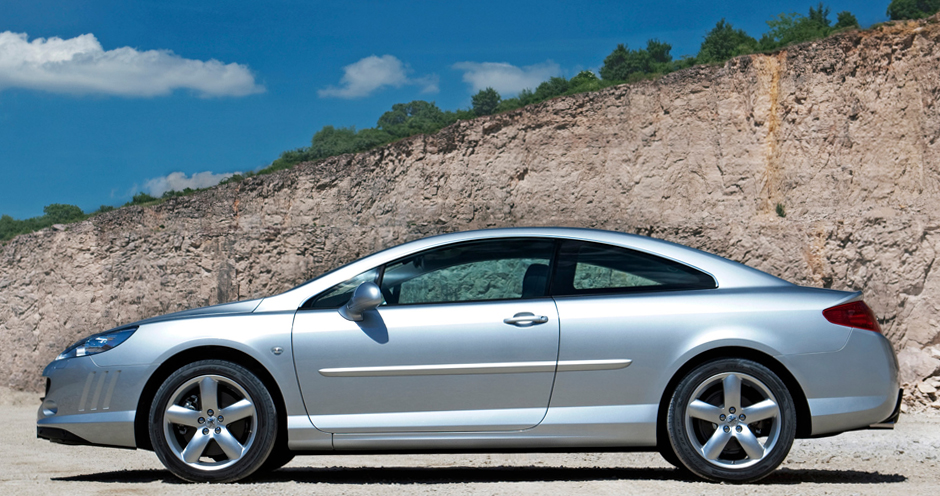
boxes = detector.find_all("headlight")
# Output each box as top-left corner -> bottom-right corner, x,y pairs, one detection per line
56,327 -> 137,361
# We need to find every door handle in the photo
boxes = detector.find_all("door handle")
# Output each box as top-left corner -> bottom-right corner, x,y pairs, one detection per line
503,312 -> 549,326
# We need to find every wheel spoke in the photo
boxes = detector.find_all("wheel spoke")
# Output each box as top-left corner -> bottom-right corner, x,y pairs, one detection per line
688,399 -> 723,421
181,432 -> 212,463
742,399 -> 779,422
219,398 -> 255,423
199,376 -> 219,413
735,425 -> 766,460
701,427 -> 732,460
722,374 -> 741,410
165,405 -> 202,427
214,429 -> 246,460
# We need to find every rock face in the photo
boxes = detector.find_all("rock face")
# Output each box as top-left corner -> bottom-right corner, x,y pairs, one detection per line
3,18 -> 940,402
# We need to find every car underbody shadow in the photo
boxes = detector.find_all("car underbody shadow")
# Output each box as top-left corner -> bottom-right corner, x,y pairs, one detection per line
51,465 -> 906,485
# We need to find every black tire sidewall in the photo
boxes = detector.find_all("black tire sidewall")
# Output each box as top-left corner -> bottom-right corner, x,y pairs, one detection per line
667,358 -> 796,483
149,360 -> 278,483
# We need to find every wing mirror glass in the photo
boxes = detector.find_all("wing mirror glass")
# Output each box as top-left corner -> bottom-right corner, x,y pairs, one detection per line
339,282 -> 383,321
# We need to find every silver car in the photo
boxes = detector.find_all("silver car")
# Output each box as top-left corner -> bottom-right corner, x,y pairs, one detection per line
37,228 -> 900,483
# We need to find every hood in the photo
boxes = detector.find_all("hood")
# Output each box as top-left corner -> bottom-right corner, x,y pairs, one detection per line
131,298 -> 264,326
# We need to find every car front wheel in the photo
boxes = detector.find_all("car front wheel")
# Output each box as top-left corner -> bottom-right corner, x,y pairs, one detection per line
666,358 -> 796,483
149,359 -> 278,482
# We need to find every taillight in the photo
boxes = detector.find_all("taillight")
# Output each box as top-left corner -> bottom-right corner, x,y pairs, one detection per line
822,301 -> 882,333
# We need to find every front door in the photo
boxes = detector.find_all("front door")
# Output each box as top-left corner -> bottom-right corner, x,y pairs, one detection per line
292,238 -> 560,433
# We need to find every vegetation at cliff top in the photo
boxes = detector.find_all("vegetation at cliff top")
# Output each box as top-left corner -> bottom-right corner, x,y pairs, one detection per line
1,1 -> 936,243
252,2 -> 881,178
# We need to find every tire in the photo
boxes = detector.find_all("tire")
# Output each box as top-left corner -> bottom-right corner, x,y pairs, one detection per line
658,442 -> 685,471
257,448 -> 295,474
149,360 -> 278,483
666,358 -> 796,483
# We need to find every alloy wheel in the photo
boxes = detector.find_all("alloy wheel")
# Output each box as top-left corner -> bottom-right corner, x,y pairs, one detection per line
683,372 -> 781,469
162,374 -> 258,471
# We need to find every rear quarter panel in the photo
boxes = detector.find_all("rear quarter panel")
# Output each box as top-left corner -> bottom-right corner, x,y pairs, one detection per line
549,286 -> 854,412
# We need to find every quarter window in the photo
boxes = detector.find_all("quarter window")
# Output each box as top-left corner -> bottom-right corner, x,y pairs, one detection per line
380,239 -> 554,305
552,240 -> 716,296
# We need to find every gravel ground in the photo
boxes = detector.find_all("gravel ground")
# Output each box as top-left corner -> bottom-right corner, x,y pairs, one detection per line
3,388 -> 939,495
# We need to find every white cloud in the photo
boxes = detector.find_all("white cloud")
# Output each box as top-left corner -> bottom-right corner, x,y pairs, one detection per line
144,171 -> 238,197
0,31 -> 264,97
318,55 -> 438,99
452,60 -> 562,96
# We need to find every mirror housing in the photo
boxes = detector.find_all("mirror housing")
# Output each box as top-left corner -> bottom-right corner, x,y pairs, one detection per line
339,282 -> 383,322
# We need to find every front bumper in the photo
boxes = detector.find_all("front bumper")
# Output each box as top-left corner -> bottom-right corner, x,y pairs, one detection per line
37,356 -> 150,448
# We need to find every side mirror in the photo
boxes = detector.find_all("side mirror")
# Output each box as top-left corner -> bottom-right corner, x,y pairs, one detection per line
339,282 -> 383,322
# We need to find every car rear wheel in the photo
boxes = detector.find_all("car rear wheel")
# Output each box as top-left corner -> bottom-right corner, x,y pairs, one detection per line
666,358 -> 796,483
149,360 -> 278,482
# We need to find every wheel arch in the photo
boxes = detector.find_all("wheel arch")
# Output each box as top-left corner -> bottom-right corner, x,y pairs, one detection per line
134,346 -> 288,451
655,346 -> 812,452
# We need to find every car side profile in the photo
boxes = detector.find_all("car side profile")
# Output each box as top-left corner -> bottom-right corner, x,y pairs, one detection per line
37,228 -> 901,483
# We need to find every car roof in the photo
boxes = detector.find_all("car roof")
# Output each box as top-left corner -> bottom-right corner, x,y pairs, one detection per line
258,227 -> 791,311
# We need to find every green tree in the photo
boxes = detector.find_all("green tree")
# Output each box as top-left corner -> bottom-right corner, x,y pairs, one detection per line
42,204 -> 85,224
600,44 -> 631,80
808,2 -> 832,27
129,193 -> 157,205
760,13 -> 827,49
569,70 -> 599,87
646,39 -> 673,65
308,126 -> 360,158
697,19 -> 759,64
471,87 -> 501,116
887,0 -> 940,20
518,88 -> 538,106
534,77 -> 569,100
0,214 -> 24,241
377,101 -> 451,138
834,11 -> 859,29
600,43 -> 658,80
759,4 -> 837,51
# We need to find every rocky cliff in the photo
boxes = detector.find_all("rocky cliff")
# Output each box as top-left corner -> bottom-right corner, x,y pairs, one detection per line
3,17 -> 940,407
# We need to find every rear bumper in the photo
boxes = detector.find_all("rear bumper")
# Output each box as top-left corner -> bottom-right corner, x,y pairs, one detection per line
778,329 -> 900,436
869,389 -> 903,429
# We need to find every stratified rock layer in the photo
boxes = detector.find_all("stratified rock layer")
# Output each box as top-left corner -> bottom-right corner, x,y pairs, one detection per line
3,18 -> 940,403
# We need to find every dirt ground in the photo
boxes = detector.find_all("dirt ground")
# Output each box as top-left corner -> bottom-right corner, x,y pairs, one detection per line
3,387 -> 939,495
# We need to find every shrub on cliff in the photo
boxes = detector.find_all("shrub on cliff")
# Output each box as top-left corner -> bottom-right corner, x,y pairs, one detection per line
697,19 -> 759,63
759,3 -> 838,50
887,0 -> 940,20
0,204 -> 88,241
471,88 -> 501,116
834,11 -> 859,29
264,100 -> 475,172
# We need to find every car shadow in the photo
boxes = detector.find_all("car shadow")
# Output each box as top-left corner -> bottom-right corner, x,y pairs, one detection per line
52,465 -> 906,485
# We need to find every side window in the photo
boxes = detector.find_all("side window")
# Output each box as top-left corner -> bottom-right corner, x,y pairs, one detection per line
380,239 -> 554,305
552,240 -> 716,296
304,268 -> 380,309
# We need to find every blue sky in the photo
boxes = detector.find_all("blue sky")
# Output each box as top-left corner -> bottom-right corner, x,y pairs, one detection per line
1,0 -> 891,219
